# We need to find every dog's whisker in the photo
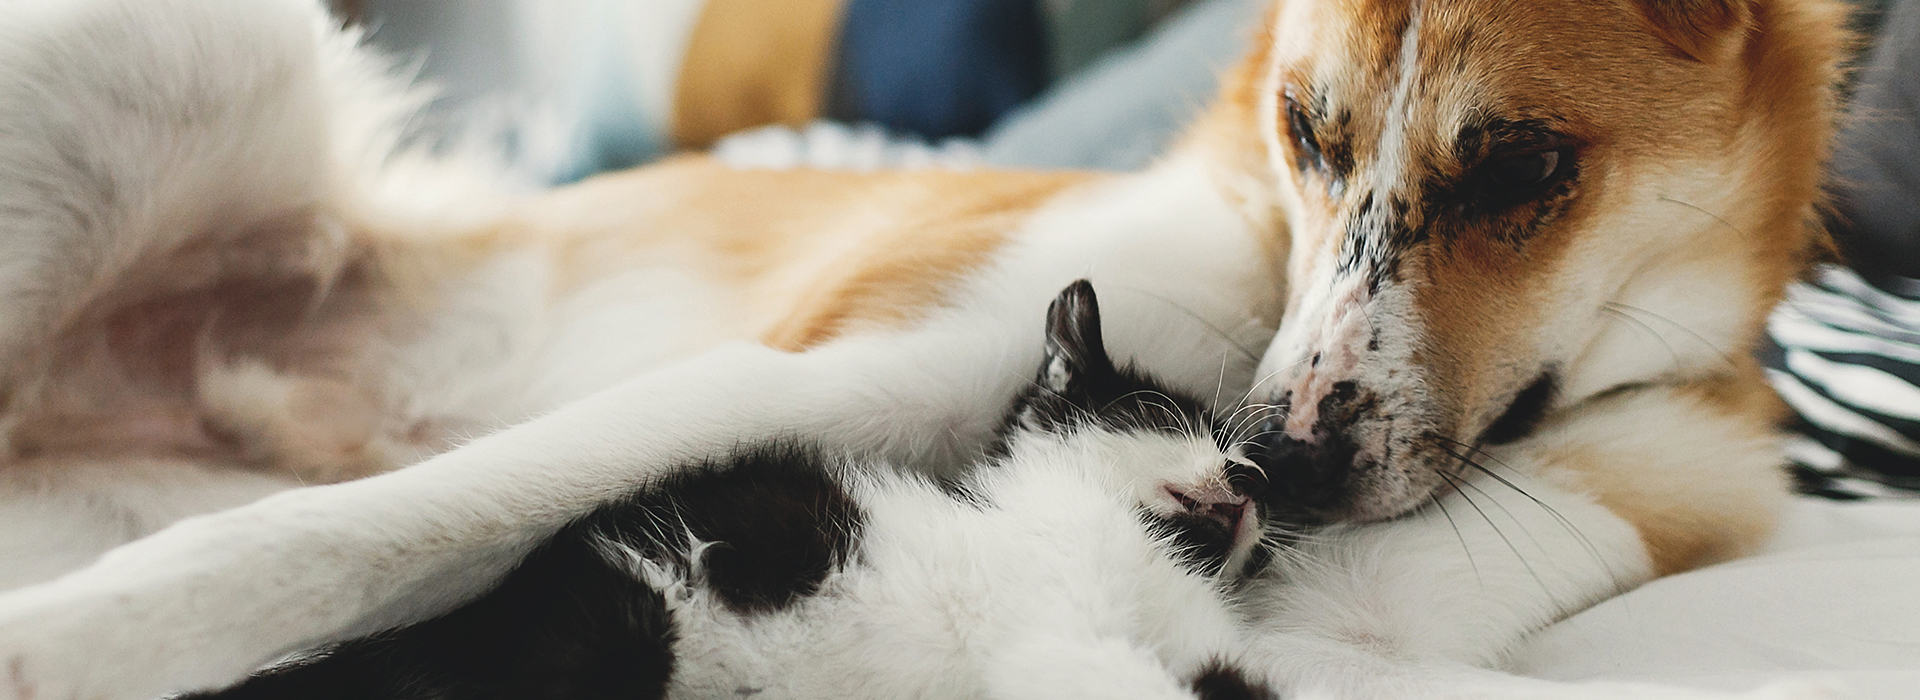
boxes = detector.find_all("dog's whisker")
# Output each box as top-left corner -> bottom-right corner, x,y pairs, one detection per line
1599,306 -> 1687,374
1237,357 -> 1308,411
1427,488 -> 1482,587
1433,438 -> 1617,581
1656,196 -> 1749,238
1433,467 -> 1556,603
1603,301 -> 1741,370
1103,285 -> 1264,364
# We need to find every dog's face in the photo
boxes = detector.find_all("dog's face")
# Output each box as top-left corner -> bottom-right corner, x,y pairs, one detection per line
1235,0 -> 1843,522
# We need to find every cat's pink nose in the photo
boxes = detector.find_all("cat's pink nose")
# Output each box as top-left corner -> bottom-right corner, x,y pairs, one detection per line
1164,484 -> 1250,530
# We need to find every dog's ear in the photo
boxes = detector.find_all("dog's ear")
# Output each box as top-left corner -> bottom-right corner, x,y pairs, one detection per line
1039,280 -> 1119,395
1636,0 -> 1752,62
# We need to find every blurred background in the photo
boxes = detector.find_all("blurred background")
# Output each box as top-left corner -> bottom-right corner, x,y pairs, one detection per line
326,0 -> 1264,181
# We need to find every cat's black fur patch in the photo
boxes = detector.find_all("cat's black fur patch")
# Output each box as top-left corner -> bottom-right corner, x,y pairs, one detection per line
1190,661 -> 1278,700
1146,512 -> 1241,577
188,444 -> 861,700
182,517 -> 678,700
1009,280 -> 1216,440
594,443 -> 865,614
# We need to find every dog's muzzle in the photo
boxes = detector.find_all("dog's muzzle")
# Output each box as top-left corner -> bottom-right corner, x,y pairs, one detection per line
1243,380 -> 1383,524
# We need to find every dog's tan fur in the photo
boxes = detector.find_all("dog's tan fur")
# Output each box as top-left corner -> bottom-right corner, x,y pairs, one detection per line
472,157 -> 1093,350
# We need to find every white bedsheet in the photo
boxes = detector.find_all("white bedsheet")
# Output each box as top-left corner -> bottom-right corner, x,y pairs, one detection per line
1514,498 -> 1920,699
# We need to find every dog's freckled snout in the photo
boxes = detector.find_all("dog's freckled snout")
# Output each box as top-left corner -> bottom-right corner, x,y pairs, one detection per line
1247,429 -> 1355,522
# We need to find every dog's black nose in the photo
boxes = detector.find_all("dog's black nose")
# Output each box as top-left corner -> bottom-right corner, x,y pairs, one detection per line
1245,417 -> 1357,523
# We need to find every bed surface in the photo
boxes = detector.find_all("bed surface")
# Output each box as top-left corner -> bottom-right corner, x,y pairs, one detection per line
1515,498 -> 1920,698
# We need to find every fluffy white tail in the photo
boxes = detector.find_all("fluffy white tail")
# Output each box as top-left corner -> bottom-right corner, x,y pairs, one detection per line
0,0 -> 509,382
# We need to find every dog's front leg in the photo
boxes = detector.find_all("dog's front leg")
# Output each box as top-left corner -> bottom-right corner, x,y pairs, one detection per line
0,326 -> 1035,700
1242,467 -> 1828,700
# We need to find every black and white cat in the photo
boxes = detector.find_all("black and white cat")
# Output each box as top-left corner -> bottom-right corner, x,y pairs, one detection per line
188,281 -> 1281,700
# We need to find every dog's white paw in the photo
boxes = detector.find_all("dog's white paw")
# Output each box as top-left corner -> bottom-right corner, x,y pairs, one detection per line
0,603 -> 95,700
1,658 -> 57,700
0,582 -> 237,700
1,658 -> 86,700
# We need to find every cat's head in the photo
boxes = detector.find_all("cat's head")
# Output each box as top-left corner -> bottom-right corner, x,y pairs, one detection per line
1004,280 -> 1274,578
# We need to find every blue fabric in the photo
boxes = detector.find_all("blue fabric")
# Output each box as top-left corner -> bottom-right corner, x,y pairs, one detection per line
831,0 -> 1051,140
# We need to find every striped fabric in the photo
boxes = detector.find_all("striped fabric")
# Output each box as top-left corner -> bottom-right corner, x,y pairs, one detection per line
1764,265 -> 1920,499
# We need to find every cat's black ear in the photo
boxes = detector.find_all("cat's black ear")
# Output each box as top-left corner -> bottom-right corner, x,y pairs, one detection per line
1040,280 -> 1119,395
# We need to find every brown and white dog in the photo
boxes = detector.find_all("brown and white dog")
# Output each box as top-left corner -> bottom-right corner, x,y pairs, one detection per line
0,0 -> 1848,698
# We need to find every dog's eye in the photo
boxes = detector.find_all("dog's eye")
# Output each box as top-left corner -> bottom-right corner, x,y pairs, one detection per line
1482,148 -> 1572,194
1285,97 -> 1324,170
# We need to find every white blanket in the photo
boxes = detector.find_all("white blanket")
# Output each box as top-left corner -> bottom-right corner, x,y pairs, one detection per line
1515,498 -> 1920,699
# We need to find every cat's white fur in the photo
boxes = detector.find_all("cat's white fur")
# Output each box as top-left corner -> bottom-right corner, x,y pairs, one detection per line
0,1 -> 1830,699
647,429 -> 1255,700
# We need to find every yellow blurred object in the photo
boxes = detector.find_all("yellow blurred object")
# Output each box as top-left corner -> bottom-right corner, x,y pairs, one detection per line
672,0 -> 847,149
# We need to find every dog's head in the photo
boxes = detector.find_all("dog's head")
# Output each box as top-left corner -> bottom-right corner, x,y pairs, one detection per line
1206,0 -> 1848,522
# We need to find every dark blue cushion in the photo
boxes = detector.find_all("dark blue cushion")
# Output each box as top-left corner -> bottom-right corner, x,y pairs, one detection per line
830,0 -> 1051,140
